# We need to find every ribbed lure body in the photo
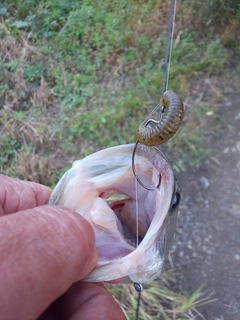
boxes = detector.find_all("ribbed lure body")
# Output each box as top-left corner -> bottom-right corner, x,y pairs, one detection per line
134,90 -> 184,146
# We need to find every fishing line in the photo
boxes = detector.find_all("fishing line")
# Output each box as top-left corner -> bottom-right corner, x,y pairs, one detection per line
134,0 -> 177,319
133,155 -> 144,308
132,0 -> 177,191
133,127 -> 144,318
161,0 -> 177,95
135,174 -> 139,247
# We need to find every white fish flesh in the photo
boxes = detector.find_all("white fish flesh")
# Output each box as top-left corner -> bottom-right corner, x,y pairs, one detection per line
48,144 -> 180,283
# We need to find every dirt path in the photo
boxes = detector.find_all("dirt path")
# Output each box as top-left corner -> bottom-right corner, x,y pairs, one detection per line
170,73 -> 240,319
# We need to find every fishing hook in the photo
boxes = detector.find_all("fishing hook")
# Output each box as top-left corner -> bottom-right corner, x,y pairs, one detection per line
132,106 -> 164,191
132,139 -> 161,191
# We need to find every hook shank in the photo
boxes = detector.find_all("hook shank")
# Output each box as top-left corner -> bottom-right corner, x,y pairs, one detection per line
132,140 -> 161,191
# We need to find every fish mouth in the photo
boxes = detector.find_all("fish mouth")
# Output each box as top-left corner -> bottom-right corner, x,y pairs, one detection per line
102,192 -> 146,247
48,143 -> 178,283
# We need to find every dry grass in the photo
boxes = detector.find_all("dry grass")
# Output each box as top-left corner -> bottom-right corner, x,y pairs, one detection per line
107,271 -> 215,320
0,30 -> 64,182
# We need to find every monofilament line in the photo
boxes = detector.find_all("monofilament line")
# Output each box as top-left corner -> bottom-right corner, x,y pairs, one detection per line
161,0 -> 177,95
134,1 -> 177,320
135,172 -> 139,247
134,155 -> 143,319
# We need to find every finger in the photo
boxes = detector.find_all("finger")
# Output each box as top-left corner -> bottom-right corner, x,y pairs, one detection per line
0,174 -> 52,215
51,282 -> 126,320
0,205 -> 98,320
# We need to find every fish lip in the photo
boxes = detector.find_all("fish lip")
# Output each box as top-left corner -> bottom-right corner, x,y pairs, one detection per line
49,143 -> 177,283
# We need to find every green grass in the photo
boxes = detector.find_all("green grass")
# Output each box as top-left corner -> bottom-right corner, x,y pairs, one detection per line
0,0 -> 238,202
1,0 -> 239,317
0,0 -> 235,182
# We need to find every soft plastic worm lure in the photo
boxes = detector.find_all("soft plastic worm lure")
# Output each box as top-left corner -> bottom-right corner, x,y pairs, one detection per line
134,90 -> 184,146
132,90 -> 184,191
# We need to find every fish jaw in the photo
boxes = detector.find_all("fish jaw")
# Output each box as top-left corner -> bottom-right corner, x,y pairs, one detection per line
48,144 -> 178,283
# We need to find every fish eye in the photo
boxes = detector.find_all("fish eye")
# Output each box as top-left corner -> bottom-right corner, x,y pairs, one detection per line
171,190 -> 181,209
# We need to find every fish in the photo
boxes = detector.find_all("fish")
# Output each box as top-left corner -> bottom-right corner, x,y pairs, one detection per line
48,143 -> 180,283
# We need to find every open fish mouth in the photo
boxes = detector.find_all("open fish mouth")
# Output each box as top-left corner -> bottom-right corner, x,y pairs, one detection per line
48,144 -> 180,283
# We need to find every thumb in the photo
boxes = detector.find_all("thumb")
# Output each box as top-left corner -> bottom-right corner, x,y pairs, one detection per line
0,205 -> 98,320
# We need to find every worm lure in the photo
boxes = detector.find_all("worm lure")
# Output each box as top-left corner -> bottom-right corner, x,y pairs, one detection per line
134,90 -> 184,146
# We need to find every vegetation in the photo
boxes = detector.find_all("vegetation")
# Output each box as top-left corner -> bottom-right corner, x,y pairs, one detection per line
1,0 -> 239,182
107,271 -> 215,320
0,0 -> 240,317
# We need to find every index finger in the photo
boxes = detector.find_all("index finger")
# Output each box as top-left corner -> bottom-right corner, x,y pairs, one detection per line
0,175 -> 52,215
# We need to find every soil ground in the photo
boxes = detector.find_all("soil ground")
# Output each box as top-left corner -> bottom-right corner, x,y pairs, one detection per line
170,69 -> 240,319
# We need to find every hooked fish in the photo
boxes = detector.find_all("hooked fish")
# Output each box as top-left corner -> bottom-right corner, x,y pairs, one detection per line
48,143 -> 180,283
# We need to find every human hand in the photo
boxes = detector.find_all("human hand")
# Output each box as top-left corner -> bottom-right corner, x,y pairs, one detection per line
0,175 -> 126,320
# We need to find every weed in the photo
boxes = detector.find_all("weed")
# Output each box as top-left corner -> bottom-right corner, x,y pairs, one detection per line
108,271 -> 214,319
182,0 -> 240,36
0,0 -> 236,186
